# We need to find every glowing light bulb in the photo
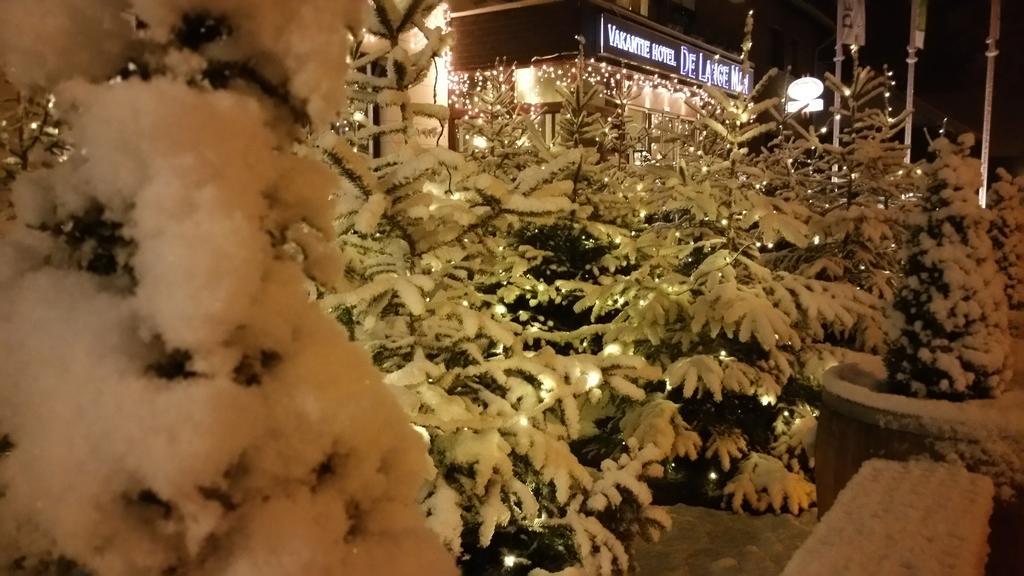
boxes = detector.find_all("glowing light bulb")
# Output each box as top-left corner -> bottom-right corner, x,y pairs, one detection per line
503,555 -> 517,568
494,303 -> 507,315
585,370 -> 601,390
603,342 -> 623,356
708,471 -> 718,480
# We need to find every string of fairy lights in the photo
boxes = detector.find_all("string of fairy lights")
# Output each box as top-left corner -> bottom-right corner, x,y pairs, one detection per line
448,58 -> 716,119
448,58 -> 911,156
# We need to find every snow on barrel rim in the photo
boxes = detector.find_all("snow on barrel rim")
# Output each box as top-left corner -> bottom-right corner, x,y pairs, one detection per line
822,360 -> 1024,440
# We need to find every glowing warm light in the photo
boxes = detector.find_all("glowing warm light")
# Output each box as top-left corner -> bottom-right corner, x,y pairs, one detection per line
503,555 -> 517,568
708,471 -> 718,480
603,342 -> 624,356
585,370 -> 601,390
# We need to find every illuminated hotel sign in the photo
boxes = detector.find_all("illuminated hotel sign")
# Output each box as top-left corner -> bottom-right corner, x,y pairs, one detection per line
598,13 -> 751,94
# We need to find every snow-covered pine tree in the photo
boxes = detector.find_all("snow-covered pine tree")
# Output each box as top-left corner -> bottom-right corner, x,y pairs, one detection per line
326,19 -> 693,573
987,168 -> 1024,312
886,135 -> 1011,400
765,64 -> 915,302
458,63 -> 543,181
0,1 -> 455,574
592,13 -> 882,513
344,0 -> 450,157
491,68 -> 701,575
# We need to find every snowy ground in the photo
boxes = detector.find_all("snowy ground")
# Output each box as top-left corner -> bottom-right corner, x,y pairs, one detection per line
635,504 -> 817,576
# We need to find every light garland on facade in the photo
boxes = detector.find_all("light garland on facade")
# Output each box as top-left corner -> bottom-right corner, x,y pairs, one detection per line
448,57 -> 715,118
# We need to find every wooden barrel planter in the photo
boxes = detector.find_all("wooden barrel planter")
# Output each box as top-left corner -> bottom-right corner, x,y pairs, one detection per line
815,361 -> 1024,576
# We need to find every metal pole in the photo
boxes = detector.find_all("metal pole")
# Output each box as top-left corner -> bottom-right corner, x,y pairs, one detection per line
833,2 -> 843,148
980,0 -> 1000,207
904,0 -> 918,163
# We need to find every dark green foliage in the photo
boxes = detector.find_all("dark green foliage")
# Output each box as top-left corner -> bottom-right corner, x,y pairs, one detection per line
460,523 -> 578,576
46,206 -> 134,278
133,488 -> 174,520
9,556 -> 93,576
147,348 -> 198,381
231,349 -> 281,387
174,12 -> 231,50
653,456 -> 726,508
0,434 -> 12,458
197,484 -> 237,512
514,223 -> 611,285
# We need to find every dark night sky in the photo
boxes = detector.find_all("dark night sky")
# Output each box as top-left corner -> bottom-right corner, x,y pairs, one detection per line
855,0 -> 1024,169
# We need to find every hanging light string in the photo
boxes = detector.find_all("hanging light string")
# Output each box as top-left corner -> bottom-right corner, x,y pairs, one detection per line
449,58 -> 716,117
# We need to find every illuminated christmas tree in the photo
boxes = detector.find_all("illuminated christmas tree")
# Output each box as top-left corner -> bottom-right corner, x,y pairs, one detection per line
599,13 -> 883,512
324,4 -> 692,575
765,62 -> 916,302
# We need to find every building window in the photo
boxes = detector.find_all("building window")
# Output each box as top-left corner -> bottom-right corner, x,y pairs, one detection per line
664,0 -> 696,34
616,0 -> 649,17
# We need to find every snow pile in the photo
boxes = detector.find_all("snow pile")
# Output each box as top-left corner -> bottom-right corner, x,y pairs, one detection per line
824,360 -> 1024,498
0,0 -> 132,87
0,0 -> 360,124
823,362 -> 1024,440
886,135 -> 1011,400
0,1 -> 454,574
783,459 -> 994,576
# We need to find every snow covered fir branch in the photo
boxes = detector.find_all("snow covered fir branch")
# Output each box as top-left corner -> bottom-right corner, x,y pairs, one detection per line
0,1 -> 1020,575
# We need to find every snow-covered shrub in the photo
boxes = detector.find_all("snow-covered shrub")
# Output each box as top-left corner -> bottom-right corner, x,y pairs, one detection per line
886,135 -> 1011,400
987,168 -> 1024,311
0,1 -> 454,574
